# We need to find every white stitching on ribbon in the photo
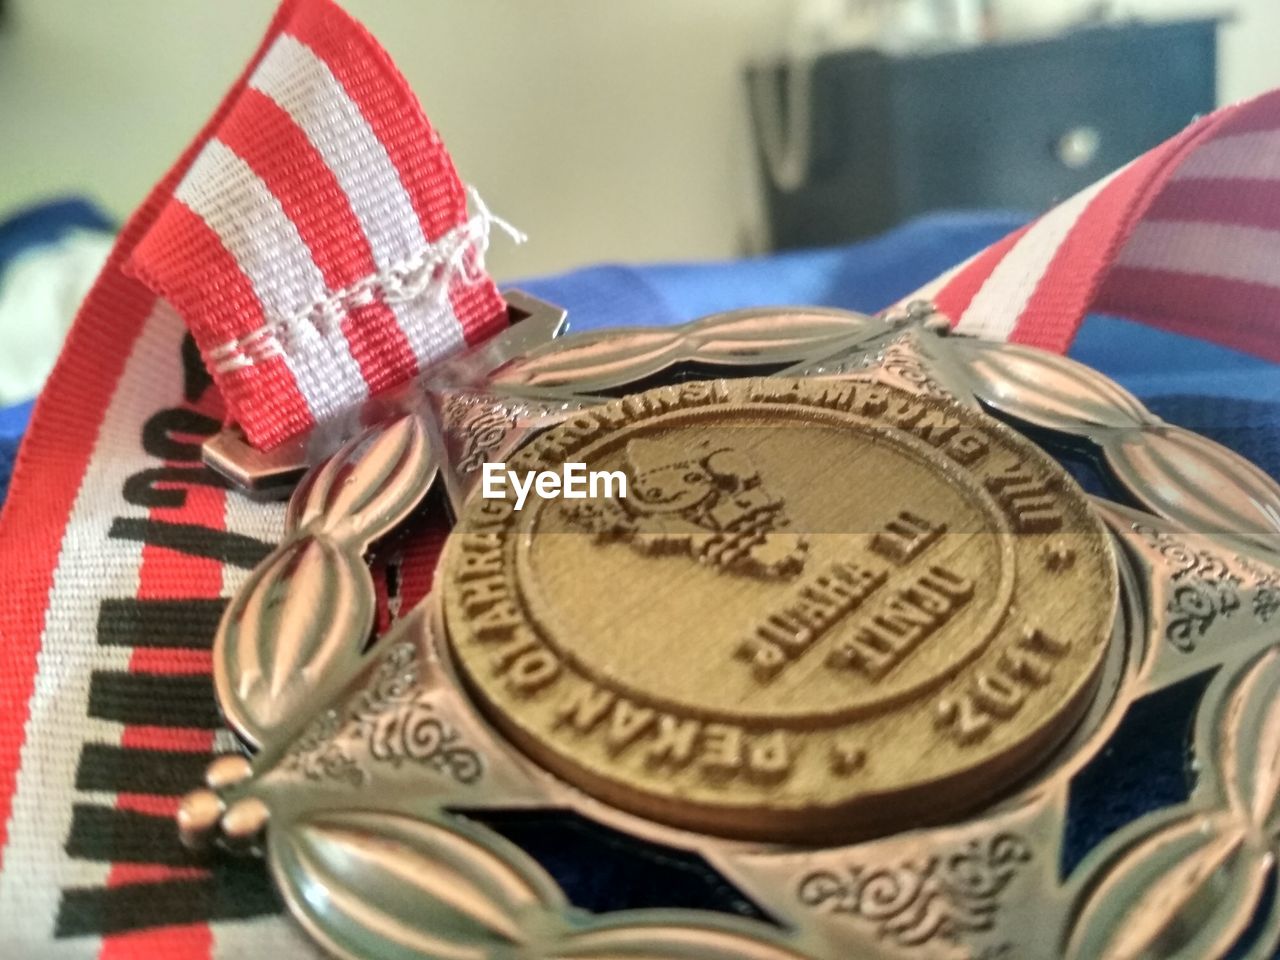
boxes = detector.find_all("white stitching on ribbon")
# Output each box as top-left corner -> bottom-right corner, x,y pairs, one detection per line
208,187 -> 525,374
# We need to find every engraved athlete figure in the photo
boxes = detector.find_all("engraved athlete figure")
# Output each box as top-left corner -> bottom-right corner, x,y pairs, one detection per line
564,437 -> 808,578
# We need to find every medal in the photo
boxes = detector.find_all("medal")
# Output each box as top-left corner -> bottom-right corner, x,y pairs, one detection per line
444,376 -> 1115,843
179,298 -> 1280,959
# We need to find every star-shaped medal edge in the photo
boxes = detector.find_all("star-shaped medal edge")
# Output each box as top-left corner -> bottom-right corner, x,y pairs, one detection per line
199,293 -> 1280,960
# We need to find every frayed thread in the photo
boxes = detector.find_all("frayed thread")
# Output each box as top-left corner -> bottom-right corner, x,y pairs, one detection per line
209,186 -> 524,374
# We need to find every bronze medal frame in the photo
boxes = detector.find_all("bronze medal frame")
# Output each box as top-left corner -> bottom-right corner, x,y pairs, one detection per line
183,294 -> 1280,960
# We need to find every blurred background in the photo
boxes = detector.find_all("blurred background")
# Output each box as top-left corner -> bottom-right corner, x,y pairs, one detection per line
0,0 -> 1275,435
0,1 -> 1273,279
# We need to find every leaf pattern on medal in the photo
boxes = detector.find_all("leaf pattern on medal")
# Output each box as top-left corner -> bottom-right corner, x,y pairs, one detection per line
1065,648 -> 1280,960
794,833 -> 1032,947
938,340 -> 1280,557
282,641 -> 483,788
271,809 -> 567,959
287,412 -> 436,538
1104,425 -> 1280,556
270,806 -> 809,960
491,310 -> 870,390
1214,647 -> 1280,837
951,340 -> 1153,431
552,921 -> 812,960
214,413 -> 438,751
215,534 -> 373,750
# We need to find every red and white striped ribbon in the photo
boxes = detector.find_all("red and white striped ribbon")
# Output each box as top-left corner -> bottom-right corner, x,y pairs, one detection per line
129,0 -> 515,450
905,91 -> 1280,361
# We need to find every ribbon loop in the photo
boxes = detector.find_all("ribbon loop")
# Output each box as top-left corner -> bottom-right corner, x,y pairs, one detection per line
128,0 -> 511,449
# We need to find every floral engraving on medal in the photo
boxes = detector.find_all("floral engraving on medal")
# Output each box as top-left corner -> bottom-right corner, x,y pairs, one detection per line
876,335 -> 946,397
1235,554 -> 1280,623
283,642 -> 482,787
443,396 -> 519,474
1252,579 -> 1280,623
563,437 -> 808,579
1135,525 -> 1244,651
805,336 -> 943,390
284,708 -> 363,786
795,833 -> 1032,947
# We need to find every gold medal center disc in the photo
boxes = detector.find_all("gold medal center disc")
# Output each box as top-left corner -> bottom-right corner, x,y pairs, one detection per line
441,378 -> 1117,842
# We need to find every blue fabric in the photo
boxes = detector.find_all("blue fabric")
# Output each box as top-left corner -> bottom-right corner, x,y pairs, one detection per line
0,199 -> 115,509
0,198 -> 114,278
519,211 -> 1031,332
0,399 -> 32,438
0,400 -> 30,509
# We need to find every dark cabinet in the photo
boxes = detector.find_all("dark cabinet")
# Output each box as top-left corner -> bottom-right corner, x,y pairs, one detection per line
751,19 -> 1221,250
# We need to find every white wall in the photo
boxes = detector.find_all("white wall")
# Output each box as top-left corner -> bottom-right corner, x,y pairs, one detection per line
0,0 -> 793,279
0,2 -> 1276,281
